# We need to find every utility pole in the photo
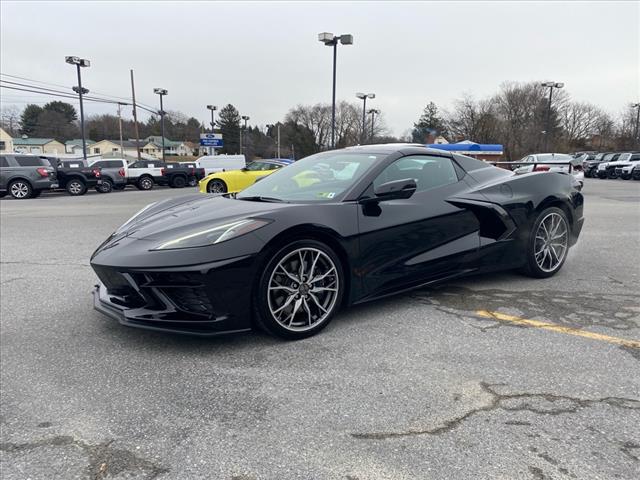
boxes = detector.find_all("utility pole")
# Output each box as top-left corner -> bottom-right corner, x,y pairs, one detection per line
277,123 -> 281,159
130,69 -> 141,161
632,103 -> 640,148
117,103 -> 125,156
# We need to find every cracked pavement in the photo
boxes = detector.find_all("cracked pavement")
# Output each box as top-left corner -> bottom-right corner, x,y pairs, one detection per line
1,179 -> 639,479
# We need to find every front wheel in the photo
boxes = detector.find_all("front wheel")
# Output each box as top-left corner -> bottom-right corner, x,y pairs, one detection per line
521,207 -> 570,278
254,240 -> 344,339
207,179 -> 227,193
9,180 -> 33,199
66,179 -> 87,196
171,176 -> 187,188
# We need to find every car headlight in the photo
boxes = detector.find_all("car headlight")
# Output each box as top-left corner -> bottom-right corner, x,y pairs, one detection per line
152,218 -> 271,250
116,202 -> 157,233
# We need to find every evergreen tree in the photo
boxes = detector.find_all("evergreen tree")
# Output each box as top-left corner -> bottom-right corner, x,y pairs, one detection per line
43,101 -> 77,123
411,101 -> 448,143
20,104 -> 43,136
217,104 -> 241,154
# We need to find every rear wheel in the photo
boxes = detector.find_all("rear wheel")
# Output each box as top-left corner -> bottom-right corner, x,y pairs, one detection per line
136,176 -> 154,190
171,175 -> 187,188
253,240 -> 344,340
621,173 -> 631,180
66,179 -> 87,196
9,180 -> 33,199
96,179 -> 113,193
607,169 -> 618,179
188,176 -> 197,187
207,179 -> 227,193
521,207 -> 570,278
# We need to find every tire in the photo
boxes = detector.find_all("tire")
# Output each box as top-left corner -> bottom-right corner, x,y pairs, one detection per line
9,180 -> 33,199
621,173 -> 631,180
253,239 -> 345,340
521,207 -> 570,279
137,176 -> 154,190
66,179 -> 87,196
188,176 -> 198,187
207,179 -> 227,193
171,176 -> 187,188
607,169 -> 618,179
96,179 -> 113,193
597,171 -> 607,179
112,184 -> 126,191
633,170 -> 640,180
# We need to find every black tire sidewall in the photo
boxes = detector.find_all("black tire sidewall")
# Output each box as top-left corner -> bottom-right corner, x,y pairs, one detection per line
524,206 -> 569,278
172,176 -> 186,188
254,239 -> 344,340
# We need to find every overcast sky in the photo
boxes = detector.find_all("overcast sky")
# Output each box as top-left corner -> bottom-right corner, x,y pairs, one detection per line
1,1 -> 638,136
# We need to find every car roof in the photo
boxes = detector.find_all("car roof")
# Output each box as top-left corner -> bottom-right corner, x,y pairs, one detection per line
344,143 -> 454,157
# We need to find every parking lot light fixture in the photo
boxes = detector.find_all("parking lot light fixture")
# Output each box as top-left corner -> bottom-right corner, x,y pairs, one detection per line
206,105 -> 217,132
318,32 -> 354,149
356,93 -> 375,144
368,108 -> 380,141
153,88 -> 168,161
541,81 -> 564,152
240,115 -> 250,155
632,103 -> 640,148
65,56 -> 90,160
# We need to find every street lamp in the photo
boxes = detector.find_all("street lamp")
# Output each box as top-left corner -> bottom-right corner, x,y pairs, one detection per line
206,105 -> 217,155
541,81 -> 564,151
266,122 -> 281,158
65,56 -> 90,160
632,103 -> 640,148
240,115 -> 250,155
368,108 -> 380,142
356,93 -> 375,144
153,88 -> 168,161
318,32 -> 354,149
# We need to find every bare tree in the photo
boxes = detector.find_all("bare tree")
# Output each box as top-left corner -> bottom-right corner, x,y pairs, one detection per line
0,105 -> 22,136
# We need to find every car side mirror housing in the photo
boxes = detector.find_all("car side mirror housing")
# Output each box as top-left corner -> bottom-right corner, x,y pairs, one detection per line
368,178 -> 417,202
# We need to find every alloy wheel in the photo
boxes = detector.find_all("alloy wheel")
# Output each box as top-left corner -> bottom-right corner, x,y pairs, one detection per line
267,247 -> 339,332
140,178 -> 153,190
534,212 -> 568,273
69,181 -> 83,195
208,180 -> 226,193
10,182 -> 29,198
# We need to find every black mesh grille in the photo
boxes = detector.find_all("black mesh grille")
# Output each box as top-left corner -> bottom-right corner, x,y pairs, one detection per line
160,286 -> 214,316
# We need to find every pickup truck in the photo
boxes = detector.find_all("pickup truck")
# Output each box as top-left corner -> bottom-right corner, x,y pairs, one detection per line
161,162 -> 206,188
126,160 -> 167,190
41,156 -> 102,196
88,158 -> 127,192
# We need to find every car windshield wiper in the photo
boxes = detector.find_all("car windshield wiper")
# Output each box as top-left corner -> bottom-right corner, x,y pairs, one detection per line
237,195 -> 287,203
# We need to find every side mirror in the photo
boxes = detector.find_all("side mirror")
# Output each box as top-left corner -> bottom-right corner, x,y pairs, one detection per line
368,178 -> 417,202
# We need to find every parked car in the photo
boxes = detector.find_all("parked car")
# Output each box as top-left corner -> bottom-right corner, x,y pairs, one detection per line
88,158 -> 128,192
126,159 -> 167,190
40,156 -> 103,196
199,159 -> 294,193
633,164 -> 640,180
196,155 -> 246,176
619,157 -> 640,179
596,153 -> 621,178
611,152 -> 640,179
513,153 -> 584,187
584,152 -> 611,178
161,162 -> 206,188
91,145 -> 584,339
0,154 -> 58,199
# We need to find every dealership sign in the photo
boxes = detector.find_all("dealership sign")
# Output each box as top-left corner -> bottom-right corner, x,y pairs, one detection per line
200,133 -> 223,148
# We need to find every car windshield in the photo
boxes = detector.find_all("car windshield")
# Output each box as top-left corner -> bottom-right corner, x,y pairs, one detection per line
236,151 -> 383,202
617,153 -> 631,161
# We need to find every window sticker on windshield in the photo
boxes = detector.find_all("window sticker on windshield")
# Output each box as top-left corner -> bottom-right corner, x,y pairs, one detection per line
317,192 -> 336,199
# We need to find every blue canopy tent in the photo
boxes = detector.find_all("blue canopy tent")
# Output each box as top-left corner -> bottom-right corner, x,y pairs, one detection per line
426,141 -> 503,157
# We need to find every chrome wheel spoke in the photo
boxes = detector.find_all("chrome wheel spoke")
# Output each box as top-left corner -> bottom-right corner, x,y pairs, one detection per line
267,247 -> 339,332
534,212 -> 568,273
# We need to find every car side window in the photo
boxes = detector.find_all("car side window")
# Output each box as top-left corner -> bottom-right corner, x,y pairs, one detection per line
373,155 -> 458,193
245,162 -> 264,171
130,162 -> 145,168
15,156 -> 45,167
93,161 -> 106,168
0,156 -> 9,167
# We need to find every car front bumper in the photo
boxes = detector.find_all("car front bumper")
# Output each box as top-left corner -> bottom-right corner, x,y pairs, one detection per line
91,255 -> 258,336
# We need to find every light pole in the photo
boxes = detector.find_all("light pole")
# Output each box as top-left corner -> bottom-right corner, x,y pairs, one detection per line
266,123 -> 281,158
65,56 -> 90,160
541,81 -> 564,152
207,105 -> 217,155
368,108 -> 380,142
318,32 -> 353,149
356,93 -> 375,144
240,115 -> 250,155
632,103 -> 640,148
153,88 -> 168,161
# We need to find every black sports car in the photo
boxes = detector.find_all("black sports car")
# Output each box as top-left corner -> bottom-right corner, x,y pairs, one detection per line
91,145 -> 584,339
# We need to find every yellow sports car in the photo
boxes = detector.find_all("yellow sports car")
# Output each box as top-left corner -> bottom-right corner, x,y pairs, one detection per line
199,159 -> 293,194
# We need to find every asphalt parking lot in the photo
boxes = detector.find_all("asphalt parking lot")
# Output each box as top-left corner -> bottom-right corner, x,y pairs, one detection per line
1,179 -> 639,480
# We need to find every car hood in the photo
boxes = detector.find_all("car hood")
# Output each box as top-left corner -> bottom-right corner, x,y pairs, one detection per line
123,194 -> 290,241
